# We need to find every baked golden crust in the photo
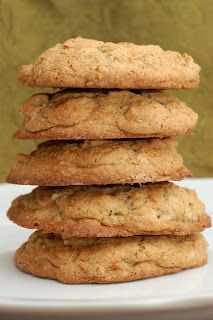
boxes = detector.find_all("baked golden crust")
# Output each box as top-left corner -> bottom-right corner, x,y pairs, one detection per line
14,232 -> 207,284
18,37 -> 200,89
7,139 -> 191,186
7,183 -> 211,237
14,90 -> 198,140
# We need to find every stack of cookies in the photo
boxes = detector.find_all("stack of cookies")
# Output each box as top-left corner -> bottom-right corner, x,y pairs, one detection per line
7,38 -> 211,284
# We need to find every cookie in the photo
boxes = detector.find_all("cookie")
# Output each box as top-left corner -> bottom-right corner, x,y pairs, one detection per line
14,90 -> 198,140
8,183 -> 211,237
7,138 -> 191,186
15,232 -> 207,284
18,37 -> 200,89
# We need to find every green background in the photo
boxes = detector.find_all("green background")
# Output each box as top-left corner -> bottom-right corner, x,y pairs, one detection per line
1,0 -> 213,181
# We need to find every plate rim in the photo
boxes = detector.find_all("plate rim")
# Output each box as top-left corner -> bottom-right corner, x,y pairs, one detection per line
1,292 -> 213,313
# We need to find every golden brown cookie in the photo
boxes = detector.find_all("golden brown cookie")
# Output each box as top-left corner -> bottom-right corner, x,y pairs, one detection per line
14,90 -> 198,140
15,232 -> 207,284
7,183 -> 211,237
18,37 -> 200,89
7,139 -> 191,186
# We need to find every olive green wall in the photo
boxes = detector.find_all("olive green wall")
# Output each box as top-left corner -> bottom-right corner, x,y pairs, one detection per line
1,0 -> 213,181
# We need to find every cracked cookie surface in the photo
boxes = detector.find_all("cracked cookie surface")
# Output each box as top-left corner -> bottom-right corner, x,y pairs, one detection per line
14,90 -> 198,140
18,37 -> 200,89
15,231 -> 207,284
8,182 -> 211,237
7,138 -> 191,186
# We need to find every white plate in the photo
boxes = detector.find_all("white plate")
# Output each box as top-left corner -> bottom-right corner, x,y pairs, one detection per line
0,179 -> 213,320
